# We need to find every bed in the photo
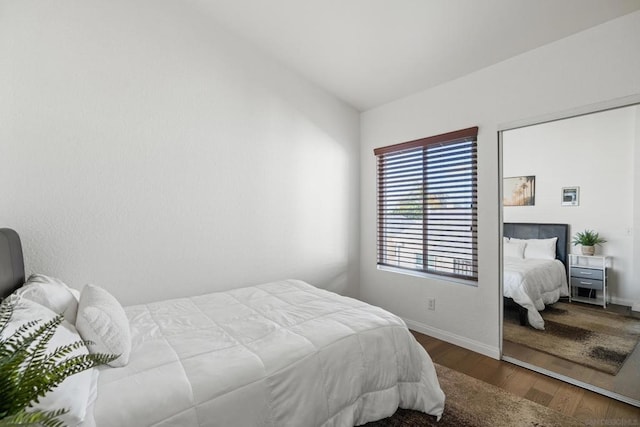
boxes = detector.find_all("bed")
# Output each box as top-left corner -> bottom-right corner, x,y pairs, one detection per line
503,223 -> 570,330
0,228 -> 445,427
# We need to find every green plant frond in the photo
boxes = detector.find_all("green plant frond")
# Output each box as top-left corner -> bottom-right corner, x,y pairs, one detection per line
0,302 -> 15,335
1,320 -> 42,354
41,345 -> 113,375
90,352 -> 119,366
0,351 -> 36,411
1,320 -> 63,381
0,298 -> 117,425
0,408 -> 67,427
41,342 -> 88,370
52,352 -> 116,377
21,316 -> 64,377
3,316 -> 62,359
13,352 -> 117,409
7,322 -> 64,411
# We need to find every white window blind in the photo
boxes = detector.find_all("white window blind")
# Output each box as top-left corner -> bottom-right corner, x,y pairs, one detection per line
374,127 -> 478,281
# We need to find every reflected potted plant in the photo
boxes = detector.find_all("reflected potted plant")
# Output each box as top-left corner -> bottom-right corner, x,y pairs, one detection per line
572,229 -> 606,255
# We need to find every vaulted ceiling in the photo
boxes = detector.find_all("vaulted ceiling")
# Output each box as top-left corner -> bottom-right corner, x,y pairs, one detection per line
192,0 -> 640,111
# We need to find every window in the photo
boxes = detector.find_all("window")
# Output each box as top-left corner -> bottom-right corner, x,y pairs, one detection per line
374,127 -> 478,282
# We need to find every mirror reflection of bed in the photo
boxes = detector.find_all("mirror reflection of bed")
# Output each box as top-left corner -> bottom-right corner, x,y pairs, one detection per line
501,102 -> 640,407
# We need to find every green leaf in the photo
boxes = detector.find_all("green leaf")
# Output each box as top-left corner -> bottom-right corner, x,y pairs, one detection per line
0,298 -> 118,425
0,408 -> 67,427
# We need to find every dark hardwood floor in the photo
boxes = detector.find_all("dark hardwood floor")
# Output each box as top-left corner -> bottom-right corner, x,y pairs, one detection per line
411,331 -> 640,425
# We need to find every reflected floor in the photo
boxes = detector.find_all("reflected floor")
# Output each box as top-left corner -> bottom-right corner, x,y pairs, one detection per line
503,302 -> 640,404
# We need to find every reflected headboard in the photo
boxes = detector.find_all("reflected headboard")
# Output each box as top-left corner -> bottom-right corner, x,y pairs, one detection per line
503,222 -> 569,267
0,228 -> 25,299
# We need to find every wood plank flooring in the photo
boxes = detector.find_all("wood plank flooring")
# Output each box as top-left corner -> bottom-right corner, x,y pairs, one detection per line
411,331 -> 640,425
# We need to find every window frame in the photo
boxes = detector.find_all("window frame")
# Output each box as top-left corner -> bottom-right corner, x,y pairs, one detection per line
374,127 -> 479,284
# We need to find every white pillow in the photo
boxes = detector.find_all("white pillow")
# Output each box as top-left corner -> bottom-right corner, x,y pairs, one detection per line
76,284 -> 131,367
511,237 -> 558,260
504,240 -> 526,259
16,274 -> 80,324
0,296 -> 98,426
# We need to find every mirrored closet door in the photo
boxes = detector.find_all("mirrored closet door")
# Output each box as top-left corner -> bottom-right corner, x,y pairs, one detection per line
500,101 -> 640,406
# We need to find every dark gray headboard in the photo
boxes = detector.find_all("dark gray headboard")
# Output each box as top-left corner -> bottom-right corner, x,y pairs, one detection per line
0,228 -> 25,299
503,222 -> 569,267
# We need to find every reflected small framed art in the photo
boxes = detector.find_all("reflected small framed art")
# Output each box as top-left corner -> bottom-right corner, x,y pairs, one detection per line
561,187 -> 579,206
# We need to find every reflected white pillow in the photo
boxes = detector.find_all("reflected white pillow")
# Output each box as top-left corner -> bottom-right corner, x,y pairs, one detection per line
511,237 -> 557,260
16,274 -> 80,323
76,284 -> 131,367
1,296 -> 97,425
504,240 -> 526,259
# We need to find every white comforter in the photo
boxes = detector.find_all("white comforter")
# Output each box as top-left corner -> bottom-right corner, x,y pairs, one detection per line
88,280 -> 445,426
503,258 -> 569,330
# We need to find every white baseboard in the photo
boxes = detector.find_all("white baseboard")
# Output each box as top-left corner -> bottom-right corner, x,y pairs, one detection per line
610,296 -> 636,307
404,318 -> 500,360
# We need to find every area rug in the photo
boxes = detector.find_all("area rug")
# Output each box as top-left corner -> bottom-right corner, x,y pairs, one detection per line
365,364 -> 584,426
504,302 -> 640,375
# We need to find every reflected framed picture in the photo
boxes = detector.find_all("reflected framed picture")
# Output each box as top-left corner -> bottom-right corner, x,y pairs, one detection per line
562,186 -> 579,206
503,176 -> 535,206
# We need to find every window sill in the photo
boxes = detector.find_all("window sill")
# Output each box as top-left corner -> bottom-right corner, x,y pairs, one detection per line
377,265 -> 478,287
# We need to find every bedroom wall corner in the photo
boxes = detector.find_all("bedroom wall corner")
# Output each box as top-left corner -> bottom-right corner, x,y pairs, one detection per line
0,0 -> 361,304
359,10 -> 640,355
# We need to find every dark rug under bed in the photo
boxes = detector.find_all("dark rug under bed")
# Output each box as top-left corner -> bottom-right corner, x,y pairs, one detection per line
365,364 -> 585,426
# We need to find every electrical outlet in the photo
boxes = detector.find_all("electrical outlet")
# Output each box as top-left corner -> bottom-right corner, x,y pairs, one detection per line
427,298 -> 436,311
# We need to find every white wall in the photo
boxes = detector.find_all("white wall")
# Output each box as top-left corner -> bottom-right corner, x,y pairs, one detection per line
0,0 -> 360,304
503,106 -> 638,306
360,11 -> 640,357
634,104 -> 640,311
